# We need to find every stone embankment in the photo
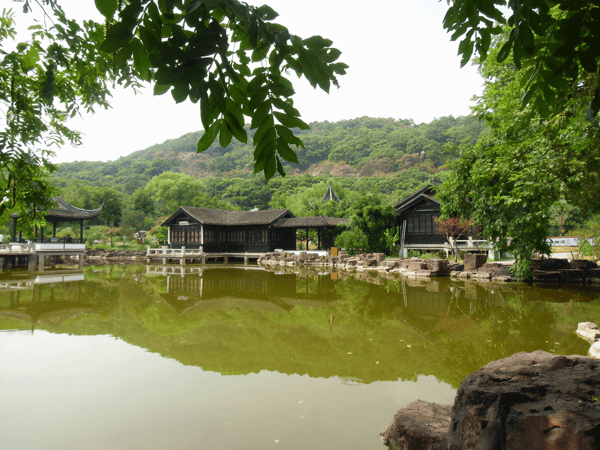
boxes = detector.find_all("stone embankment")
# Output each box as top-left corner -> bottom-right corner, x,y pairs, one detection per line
381,350 -> 600,450
85,249 -> 147,265
530,257 -> 600,285
259,251 -> 600,284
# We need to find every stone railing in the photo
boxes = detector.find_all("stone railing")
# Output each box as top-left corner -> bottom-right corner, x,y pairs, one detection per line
0,243 -> 36,253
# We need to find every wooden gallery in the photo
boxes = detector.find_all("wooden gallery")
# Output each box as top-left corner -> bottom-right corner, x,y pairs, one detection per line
161,207 -> 346,253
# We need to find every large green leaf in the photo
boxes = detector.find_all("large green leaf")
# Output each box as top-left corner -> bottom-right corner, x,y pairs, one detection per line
197,120 -> 219,152
95,0 -> 118,19
273,112 -> 310,130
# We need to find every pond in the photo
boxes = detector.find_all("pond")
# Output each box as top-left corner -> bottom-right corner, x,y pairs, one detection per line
0,265 -> 598,450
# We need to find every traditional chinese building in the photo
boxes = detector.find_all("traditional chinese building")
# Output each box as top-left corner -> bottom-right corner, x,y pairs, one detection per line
393,185 -> 446,255
160,207 -> 347,253
10,197 -> 103,243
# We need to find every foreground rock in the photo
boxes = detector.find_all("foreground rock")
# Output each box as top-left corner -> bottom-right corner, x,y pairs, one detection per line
380,400 -> 451,450
382,351 -> 600,450
451,350 -> 600,449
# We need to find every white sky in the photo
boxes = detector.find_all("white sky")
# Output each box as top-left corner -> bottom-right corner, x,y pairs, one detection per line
11,0 -> 483,164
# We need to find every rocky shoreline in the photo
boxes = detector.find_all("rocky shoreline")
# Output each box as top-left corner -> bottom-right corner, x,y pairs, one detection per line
76,249 -> 600,284
258,251 -> 600,284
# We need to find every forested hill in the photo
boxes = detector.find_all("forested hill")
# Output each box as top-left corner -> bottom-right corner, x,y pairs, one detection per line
54,115 -> 485,194
50,116 -> 486,227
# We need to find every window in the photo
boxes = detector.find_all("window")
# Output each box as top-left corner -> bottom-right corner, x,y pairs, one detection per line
405,214 -> 438,234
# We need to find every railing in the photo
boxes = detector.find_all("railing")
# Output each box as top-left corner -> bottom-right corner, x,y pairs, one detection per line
35,242 -> 86,251
0,243 -> 36,253
147,246 -> 204,257
449,238 -> 491,248
11,238 -> 87,244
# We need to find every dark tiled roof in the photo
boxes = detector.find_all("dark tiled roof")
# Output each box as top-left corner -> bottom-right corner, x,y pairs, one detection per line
393,185 -> 434,209
10,197 -> 103,221
322,182 -> 340,202
394,185 -> 441,214
162,207 -> 293,226
274,216 -> 348,228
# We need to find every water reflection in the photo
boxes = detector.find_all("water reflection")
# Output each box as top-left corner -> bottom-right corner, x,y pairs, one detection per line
0,266 -> 597,388
0,271 -> 89,330
1,265 -> 598,450
147,266 -> 339,315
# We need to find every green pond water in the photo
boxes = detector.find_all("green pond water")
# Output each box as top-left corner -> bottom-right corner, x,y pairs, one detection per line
0,264 -> 598,450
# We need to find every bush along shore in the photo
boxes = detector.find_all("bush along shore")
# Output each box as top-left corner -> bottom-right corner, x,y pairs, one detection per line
258,251 -> 600,284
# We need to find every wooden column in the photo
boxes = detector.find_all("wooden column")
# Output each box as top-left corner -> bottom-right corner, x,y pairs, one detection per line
306,227 -> 309,251
53,222 -> 57,237
12,217 -> 17,241
80,221 -> 84,242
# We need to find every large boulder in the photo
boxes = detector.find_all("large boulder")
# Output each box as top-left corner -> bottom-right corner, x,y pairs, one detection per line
380,400 -> 451,450
449,350 -> 600,450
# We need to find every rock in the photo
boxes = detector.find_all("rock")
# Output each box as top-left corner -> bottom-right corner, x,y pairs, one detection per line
426,259 -> 449,273
449,350 -> 600,450
373,252 -> 386,263
463,253 -> 487,271
478,263 -> 513,278
380,400 -> 451,450
570,259 -> 599,270
531,258 -> 571,271
408,260 -> 428,271
590,341 -> 600,359
577,322 -> 600,344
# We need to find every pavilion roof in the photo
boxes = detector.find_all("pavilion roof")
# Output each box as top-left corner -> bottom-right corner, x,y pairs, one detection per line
322,182 -> 341,202
9,197 -> 103,222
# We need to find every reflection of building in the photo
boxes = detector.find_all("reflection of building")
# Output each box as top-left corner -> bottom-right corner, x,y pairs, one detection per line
0,272 -> 90,330
148,267 -> 339,315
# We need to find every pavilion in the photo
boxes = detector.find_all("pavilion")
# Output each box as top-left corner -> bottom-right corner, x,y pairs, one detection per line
9,197 -> 103,243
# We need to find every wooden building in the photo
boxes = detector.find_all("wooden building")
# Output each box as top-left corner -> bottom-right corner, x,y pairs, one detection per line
161,207 -> 348,253
394,185 -> 447,255
161,207 -> 295,253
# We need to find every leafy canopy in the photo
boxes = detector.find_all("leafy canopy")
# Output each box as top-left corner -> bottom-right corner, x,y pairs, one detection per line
444,0 -> 600,121
97,0 -> 347,181
437,30 -> 600,278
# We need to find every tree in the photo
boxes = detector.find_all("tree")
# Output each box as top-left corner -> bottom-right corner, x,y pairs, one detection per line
1,0 -> 345,230
0,6 -> 120,225
444,0 -> 600,122
131,189 -> 155,216
435,217 -> 474,262
437,33 -> 600,277
342,194 -> 396,254
121,209 -> 147,237
334,227 -> 368,255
